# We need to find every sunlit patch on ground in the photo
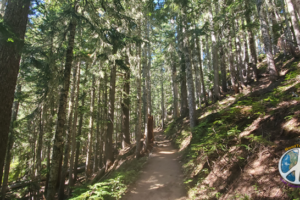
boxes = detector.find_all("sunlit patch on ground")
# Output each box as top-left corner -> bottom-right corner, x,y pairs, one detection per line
179,132 -> 192,152
159,151 -> 175,154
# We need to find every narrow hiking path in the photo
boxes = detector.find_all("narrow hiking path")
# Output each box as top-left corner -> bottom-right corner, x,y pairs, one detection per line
122,130 -> 187,200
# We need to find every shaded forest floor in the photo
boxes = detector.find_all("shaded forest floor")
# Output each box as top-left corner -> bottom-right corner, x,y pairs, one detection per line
164,54 -> 300,199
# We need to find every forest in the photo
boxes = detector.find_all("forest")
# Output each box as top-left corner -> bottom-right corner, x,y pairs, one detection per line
0,0 -> 300,199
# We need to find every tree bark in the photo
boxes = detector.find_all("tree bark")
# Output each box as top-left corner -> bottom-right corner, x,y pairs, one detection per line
220,44 -> 227,93
196,36 -> 208,105
58,63 -> 77,200
286,0 -> 300,50
46,17 -> 77,200
176,19 -> 188,117
0,0 -> 7,15
234,19 -> 246,87
1,84 -> 21,199
35,104 -> 45,198
73,88 -> 85,185
147,25 -> 152,115
0,0 -> 30,187
209,5 -> 220,102
135,33 -> 143,158
94,77 -> 101,172
161,65 -> 165,129
229,31 -> 239,94
192,34 -> 202,109
122,70 -> 131,148
281,0 -> 293,41
243,31 -> 251,83
245,1 -> 259,81
171,54 -> 179,118
105,64 -> 117,170
182,11 -> 196,129
86,74 -> 95,178
291,0 -> 300,19
257,0 -> 278,80
142,45 -> 149,151
68,63 -> 80,194
45,96 -> 55,195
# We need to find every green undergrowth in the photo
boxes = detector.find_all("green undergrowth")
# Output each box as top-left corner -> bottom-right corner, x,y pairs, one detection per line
165,58 -> 300,199
70,157 -> 147,200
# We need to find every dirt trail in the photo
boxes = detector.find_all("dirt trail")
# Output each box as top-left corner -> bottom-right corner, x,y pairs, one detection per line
122,130 -> 187,200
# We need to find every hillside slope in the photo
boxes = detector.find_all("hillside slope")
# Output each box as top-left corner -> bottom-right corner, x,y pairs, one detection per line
164,55 -> 300,200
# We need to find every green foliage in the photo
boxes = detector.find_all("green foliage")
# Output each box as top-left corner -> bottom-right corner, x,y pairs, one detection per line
285,71 -> 298,81
71,157 -> 147,200
244,134 -> 273,146
164,119 -> 180,136
284,188 -> 300,200
258,54 -> 266,62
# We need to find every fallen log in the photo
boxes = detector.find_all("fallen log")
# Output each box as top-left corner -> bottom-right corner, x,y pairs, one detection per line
89,168 -> 106,185
4,165 -> 85,191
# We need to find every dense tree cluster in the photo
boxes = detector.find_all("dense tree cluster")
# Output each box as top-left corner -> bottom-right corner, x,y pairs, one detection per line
0,0 -> 299,199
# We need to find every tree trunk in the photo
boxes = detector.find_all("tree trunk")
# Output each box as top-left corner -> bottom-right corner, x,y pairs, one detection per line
161,66 -> 165,129
281,0 -> 293,41
35,104 -> 45,198
182,12 -> 196,129
176,20 -> 188,117
220,44 -> 227,93
147,26 -> 152,115
94,77 -> 101,172
58,63 -> 77,200
122,70 -> 131,148
142,45 -> 149,151
209,6 -> 220,102
234,19 -> 246,87
105,64 -> 117,170
291,0 -> 300,17
205,35 -> 212,71
245,1 -> 259,81
1,84 -> 21,199
136,34 -> 143,158
45,96 -> 55,195
257,0 -> 278,80
171,54 -> 179,118
102,70 -> 108,167
46,17 -> 77,200
196,36 -> 208,105
86,74 -> 95,178
229,32 -> 239,94
286,0 -> 300,50
73,91 -> 85,185
0,0 -> 7,15
68,63 -> 80,194
0,0 -> 30,187
243,31 -> 251,83
265,0 -> 275,54
45,141 -> 51,194
192,34 -> 202,109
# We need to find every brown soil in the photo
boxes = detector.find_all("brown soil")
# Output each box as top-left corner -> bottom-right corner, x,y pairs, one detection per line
121,130 -> 187,200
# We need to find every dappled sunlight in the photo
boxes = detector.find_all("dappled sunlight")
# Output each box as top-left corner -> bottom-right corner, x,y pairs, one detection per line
282,117 -> 300,134
239,115 -> 271,138
179,132 -> 192,152
198,96 -> 237,120
159,151 -> 175,154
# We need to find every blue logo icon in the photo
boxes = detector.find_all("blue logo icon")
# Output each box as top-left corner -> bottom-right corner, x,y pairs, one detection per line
279,148 -> 300,185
